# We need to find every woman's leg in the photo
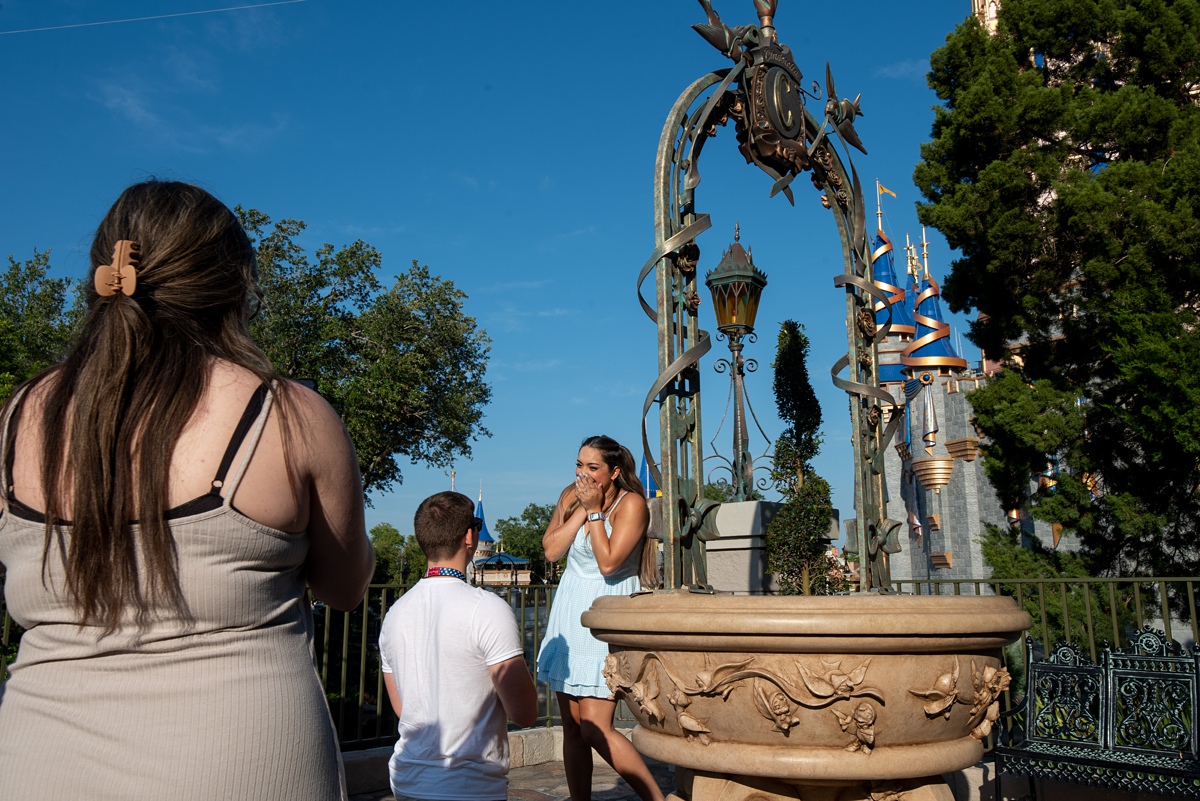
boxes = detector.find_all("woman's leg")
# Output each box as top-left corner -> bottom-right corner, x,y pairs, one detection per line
557,693 -> 594,801
577,696 -> 665,801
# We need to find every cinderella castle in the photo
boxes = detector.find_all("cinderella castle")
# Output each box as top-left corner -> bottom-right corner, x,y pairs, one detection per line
869,185 -> 1064,585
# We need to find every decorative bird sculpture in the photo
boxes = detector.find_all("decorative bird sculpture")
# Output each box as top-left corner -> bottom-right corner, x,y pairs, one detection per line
692,0 -> 751,60
824,63 -> 867,154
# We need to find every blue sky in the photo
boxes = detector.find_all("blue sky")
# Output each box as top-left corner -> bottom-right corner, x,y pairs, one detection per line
0,0 -> 983,541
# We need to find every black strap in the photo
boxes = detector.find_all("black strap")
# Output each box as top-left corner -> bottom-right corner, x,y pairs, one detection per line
209,384 -> 269,494
3,388 -> 30,497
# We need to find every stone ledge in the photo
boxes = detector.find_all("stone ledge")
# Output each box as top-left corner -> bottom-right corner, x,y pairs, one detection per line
343,726 -> 571,795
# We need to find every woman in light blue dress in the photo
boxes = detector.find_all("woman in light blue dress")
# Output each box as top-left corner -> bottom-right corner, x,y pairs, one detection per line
537,435 -> 662,801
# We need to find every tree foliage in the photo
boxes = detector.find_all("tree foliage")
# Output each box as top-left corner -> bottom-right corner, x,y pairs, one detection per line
703,481 -> 762,503
0,250 -> 82,401
914,0 -> 1200,575
369,522 -> 425,585
981,524 -> 1136,650
239,209 -> 492,498
494,502 -> 559,582
766,321 -> 846,595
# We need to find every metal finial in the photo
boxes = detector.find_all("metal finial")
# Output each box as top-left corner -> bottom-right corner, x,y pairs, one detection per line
754,0 -> 777,42
735,222 -> 741,242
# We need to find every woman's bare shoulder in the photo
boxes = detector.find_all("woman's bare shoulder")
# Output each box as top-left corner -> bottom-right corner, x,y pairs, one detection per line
612,490 -> 649,519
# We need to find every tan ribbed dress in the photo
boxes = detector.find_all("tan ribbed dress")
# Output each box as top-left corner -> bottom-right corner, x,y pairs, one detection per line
0,387 -> 346,800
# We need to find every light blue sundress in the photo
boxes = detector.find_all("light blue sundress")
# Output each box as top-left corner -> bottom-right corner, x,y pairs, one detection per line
537,492 -> 641,698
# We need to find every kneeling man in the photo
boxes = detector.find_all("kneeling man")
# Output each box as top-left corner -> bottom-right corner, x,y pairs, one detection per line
379,491 -> 539,801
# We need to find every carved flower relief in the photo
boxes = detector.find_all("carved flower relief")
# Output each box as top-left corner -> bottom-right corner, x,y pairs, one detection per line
602,654 -> 627,697
967,662 -> 1011,740
603,654 -> 665,724
909,656 -> 961,720
753,679 -> 800,734
673,242 -> 700,274
857,308 -> 877,338
685,289 -> 702,312
907,656 -> 1012,741
833,702 -> 877,754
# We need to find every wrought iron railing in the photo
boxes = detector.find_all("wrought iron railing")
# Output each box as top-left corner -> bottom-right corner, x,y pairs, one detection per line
315,583 -> 565,750
891,576 -> 1199,661
2,576 -> 1196,750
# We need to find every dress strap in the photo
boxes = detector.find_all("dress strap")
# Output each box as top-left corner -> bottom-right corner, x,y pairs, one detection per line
606,490 -> 629,515
219,382 -> 276,506
1,384 -> 33,514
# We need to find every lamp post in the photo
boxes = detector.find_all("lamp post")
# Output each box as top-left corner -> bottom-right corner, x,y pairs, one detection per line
705,225 -> 768,502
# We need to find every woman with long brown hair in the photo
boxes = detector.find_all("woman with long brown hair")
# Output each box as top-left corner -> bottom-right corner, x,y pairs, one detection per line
537,435 -> 663,801
0,181 -> 374,800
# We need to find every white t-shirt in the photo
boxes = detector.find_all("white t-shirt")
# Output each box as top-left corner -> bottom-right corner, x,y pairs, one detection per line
378,577 -> 525,801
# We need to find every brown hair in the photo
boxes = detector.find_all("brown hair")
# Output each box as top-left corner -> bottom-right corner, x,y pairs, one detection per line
413,491 -> 476,561
16,180 -> 290,631
569,435 -> 657,588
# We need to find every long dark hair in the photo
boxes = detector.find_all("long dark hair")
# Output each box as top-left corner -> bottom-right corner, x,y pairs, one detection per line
18,180 -> 289,631
577,435 -> 645,499
575,436 -> 657,588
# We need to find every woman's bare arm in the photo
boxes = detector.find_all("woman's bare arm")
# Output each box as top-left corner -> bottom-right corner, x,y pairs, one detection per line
543,485 -> 585,562
293,384 -> 374,610
586,493 -> 649,576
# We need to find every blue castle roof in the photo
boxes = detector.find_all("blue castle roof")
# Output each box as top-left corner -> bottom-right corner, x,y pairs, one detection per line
474,498 -> 493,543
871,230 -> 915,334
902,270 -> 967,372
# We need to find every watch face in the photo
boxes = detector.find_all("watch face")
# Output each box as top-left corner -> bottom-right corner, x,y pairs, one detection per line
763,65 -> 803,140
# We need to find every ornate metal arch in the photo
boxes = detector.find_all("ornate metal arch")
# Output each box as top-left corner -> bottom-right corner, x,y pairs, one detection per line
637,0 -> 902,592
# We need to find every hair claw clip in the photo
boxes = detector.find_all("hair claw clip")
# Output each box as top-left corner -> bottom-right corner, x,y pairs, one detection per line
95,240 -> 140,297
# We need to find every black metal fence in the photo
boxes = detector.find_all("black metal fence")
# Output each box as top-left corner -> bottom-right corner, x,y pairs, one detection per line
3,576 -> 1197,751
316,583 -> 563,750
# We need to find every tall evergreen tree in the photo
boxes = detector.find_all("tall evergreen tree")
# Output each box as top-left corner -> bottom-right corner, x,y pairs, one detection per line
914,0 -> 1200,576
766,321 -> 846,595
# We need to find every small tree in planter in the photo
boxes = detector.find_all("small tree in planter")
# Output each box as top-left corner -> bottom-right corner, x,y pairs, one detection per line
766,321 -> 848,596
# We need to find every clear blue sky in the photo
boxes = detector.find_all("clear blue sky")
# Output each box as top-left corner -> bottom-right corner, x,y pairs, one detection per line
0,0 -> 982,541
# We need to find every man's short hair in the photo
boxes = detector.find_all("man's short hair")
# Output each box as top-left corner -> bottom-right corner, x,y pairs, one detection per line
414,491 -> 477,561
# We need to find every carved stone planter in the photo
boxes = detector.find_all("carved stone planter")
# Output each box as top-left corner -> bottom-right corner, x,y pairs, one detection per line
585,593 -> 1030,801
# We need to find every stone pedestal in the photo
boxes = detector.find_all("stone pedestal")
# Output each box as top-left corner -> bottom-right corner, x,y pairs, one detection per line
585,593 -> 1029,801
707,501 -> 780,594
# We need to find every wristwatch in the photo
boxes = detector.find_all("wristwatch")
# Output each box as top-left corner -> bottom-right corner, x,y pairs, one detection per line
587,512 -> 607,522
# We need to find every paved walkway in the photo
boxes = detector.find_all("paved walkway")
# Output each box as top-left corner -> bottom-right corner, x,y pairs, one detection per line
350,756 -> 676,801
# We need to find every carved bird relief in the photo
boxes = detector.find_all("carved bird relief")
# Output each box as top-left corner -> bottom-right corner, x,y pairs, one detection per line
796,657 -> 884,703
909,656 -> 961,719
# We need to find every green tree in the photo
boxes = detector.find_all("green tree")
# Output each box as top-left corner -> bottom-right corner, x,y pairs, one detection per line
369,523 -> 404,584
369,522 -> 425,585
703,481 -> 764,503
400,535 -> 427,583
766,321 -> 846,595
0,250 -> 83,401
238,209 -> 492,498
914,0 -> 1200,576
494,502 -> 559,582
981,524 -> 1135,651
